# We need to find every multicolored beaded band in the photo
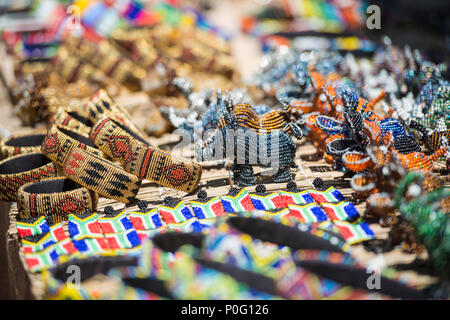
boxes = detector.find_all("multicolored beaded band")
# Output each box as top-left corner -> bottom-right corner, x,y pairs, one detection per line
0,133 -> 46,160
42,125 -> 104,167
50,108 -> 93,137
90,116 -> 202,193
61,146 -> 142,204
17,177 -> 98,223
0,153 -> 58,201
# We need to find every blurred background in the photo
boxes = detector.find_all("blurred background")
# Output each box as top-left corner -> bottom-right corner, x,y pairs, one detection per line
0,0 -> 448,75
0,0 -> 448,134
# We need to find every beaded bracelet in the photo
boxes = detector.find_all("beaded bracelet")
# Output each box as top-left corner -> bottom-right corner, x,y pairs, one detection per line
17,177 -> 98,223
61,146 -> 142,204
0,133 -> 46,160
90,116 -> 202,193
0,153 -> 58,201
42,125 -> 104,167
50,108 -> 93,137
83,89 -> 145,139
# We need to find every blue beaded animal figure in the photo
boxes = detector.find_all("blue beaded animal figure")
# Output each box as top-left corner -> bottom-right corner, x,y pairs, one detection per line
199,111 -> 303,186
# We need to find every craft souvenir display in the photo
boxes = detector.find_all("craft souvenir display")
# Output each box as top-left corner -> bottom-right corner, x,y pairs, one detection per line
0,0 -> 448,301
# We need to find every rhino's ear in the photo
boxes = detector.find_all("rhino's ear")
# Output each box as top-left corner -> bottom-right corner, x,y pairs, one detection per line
224,90 -> 233,112
216,89 -> 222,105
172,77 -> 193,97
278,99 -> 290,112
223,112 -> 230,126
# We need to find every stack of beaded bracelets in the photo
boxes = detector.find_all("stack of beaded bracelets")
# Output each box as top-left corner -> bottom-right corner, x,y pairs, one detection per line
90,116 -> 202,193
42,125 -> 141,204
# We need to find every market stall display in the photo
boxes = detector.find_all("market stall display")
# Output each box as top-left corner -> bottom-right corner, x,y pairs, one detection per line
0,0 -> 448,300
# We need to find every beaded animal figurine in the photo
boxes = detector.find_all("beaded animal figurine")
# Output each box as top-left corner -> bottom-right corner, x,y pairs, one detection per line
344,128 -> 449,178
394,172 -> 450,278
409,120 -> 450,154
348,141 -> 449,225
161,85 -> 252,141
199,109 -> 303,186
315,88 -> 432,171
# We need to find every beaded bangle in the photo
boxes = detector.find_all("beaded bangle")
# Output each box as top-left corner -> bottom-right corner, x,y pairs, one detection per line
0,133 -> 46,160
90,116 -> 202,193
61,146 -> 142,204
83,89 -> 145,139
50,108 -> 93,137
17,177 -> 98,223
42,125 -> 104,167
0,153 -> 58,201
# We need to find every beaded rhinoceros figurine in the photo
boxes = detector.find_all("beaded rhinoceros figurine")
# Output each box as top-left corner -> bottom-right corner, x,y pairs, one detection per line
198,109 -> 303,186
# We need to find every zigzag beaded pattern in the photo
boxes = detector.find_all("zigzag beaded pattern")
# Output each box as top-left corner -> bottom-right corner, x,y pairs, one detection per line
17,177 -> 98,223
62,147 -> 141,204
90,117 -> 202,193
0,153 -> 58,201
42,125 -> 104,167
218,104 -> 292,134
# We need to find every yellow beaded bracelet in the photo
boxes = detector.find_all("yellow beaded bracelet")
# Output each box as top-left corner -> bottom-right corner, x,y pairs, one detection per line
42,125 -> 104,167
61,146 -> 142,204
90,116 -> 202,193
0,133 -> 46,160
0,153 -> 58,201
17,177 -> 98,223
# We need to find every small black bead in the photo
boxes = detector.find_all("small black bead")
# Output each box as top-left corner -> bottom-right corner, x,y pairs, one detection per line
45,216 -> 54,226
255,184 -> 266,194
197,190 -> 207,199
104,206 -> 115,216
228,187 -> 239,196
312,178 -> 324,189
137,200 -> 148,211
164,196 -> 175,206
286,180 -> 297,191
